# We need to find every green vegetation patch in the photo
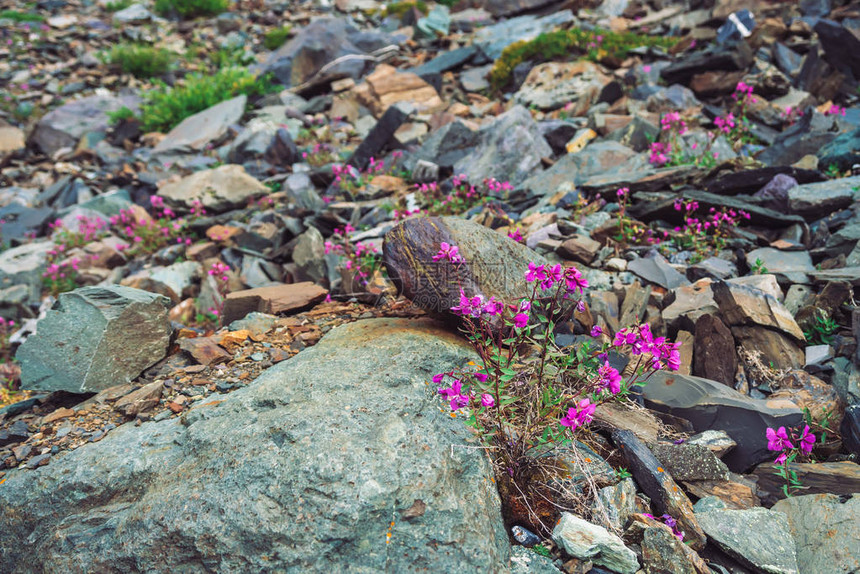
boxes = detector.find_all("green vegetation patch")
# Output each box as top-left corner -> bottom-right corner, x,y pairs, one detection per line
106,44 -> 175,79
490,27 -> 679,90
263,25 -> 292,51
153,0 -> 229,19
139,67 -> 275,133
385,0 -> 428,17
104,0 -> 134,12
0,9 -> 45,22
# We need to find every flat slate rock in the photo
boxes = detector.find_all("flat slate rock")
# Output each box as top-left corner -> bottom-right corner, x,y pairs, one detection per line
697,508 -> 799,574
642,371 -> 803,472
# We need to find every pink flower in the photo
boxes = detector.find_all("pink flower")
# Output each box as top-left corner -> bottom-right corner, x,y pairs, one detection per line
598,361 -> 622,395
513,313 -> 529,328
799,425 -> 816,455
433,242 -> 465,264
482,297 -> 503,316
560,399 -> 596,429
508,228 -> 524,243
590,325 -> 603,337
525,262 -> 546,284
474,372 -> 488,383
481,394 -> 495,408
564,266 -> 589,295
438,379 -> 470,411
450,289 -> 484,318
766,427 -> 794,452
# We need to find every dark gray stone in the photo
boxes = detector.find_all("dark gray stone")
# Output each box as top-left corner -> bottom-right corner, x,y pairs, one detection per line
31,95 -> 139,156
642,371 -> 803,472
628,252 -> 690,290
818,127 -> 860,171
453,105 -> 552,186
347,103 -> 412,172
787,176 -> 859,220
411,46 -> 477,77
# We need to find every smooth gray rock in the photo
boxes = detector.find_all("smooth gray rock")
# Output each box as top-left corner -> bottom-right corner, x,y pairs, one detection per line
16,286 -> 172,393
154,95 -> 246,152
32,95 -> 139,156
520,141 -> 638,197
473,10 -> 573,60
773,494 -> 860,574
510,546 -> 562,574
696,508 -> 799,574
0,318 -> 511,573
453,105 -> 552,186
787,176 -> 859,220
157,164 -> 268,213
628,252 -> 690,290
0,240 -> 54,303
552,512 -> 639,574
746,248 -> 814,284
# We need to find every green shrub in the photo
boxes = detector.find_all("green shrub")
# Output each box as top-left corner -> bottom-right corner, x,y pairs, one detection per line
107,106 -> 136,125
384,1 -> 428,17
263,25 -> 292,50
106,44 -> 174,78
0,9 -> 44,22
139,67 -> 275,133
153,0 -> 229,19
489,27 -> 679,90
104,0 -> 133,11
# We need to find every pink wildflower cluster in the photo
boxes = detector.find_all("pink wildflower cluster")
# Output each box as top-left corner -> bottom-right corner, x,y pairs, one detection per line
43,258 -> 80,281
332,163 -> 360,186
732,81 -> 756,104
508,228 -> 524,243
766,425 -> 815,464
781,106 -> 804,126
208,261 -> 230,282
649,142 -> 670,166
301,142 -> 336,165
612,324 -> 681,371
0,316 -> 16,337
714,112 -> 736,134
433,242 -> 465,264
484,177 -> 514,194
435,371 -> 495,411
325,224 -> 381,286
525,262 -> 588,296
825,104 -> 847,117
559,398 -> 596,429
661,111 -> 687,135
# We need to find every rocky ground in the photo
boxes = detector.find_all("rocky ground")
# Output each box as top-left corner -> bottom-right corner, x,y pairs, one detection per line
1,0 -> 860,571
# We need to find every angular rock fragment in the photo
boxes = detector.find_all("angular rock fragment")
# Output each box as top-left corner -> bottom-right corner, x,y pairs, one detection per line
552,512 -> 639,574
611,430 -> 706,550
17,286 -> 172,393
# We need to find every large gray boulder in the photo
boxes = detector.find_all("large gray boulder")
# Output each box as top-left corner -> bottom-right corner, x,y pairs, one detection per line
0,318 -> 511,572
16,286 -> 172,393
156,164 -> 268,213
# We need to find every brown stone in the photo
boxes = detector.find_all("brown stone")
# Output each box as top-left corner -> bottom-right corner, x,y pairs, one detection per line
650,443 -> 730,482
770,370 -> 843,427
206,225 -> 243,242
114,381 -> 164,417
353,64 -> 444,118
627,515 -> 711,574
712,280 -> 805,342
752,461 -> 860,504
794,281 -> 851,335
178,337 -> 232,366
732,325 -> 804,371
682,478 -> 759,510
693,314 -> 737,386
662,279 -> 718,331
619,281 -> 651,328
690,71 -> 747,98
42,407 -> 75,424
675,330 -> 694,376
557,235 -> 601,264
221,282 -> 328,325
186,241 -> 220,261
0,126 -> 25,155
593,401 -> 662,443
